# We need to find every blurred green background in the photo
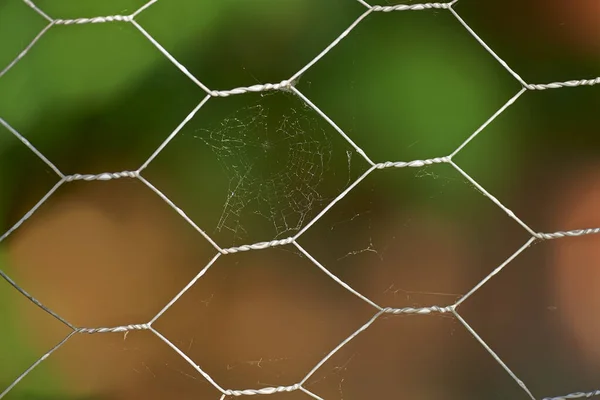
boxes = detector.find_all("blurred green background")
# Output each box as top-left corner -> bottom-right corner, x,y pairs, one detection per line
0,0 -> 599,399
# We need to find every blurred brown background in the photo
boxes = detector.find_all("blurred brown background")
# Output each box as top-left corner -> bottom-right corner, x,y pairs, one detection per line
0,0 -> 599,399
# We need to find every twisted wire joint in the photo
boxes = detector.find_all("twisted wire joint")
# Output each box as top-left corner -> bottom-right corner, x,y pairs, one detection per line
210,80 -> 293,97
375,156 -> 449,169
525,77 -> 600,90
536,228 -> 600,240
54,15 -> 133,25
221,237 -> 294,254
542,390 -> 600,400
224,384 -> 300,396
78,324 -> 149,334
383,305 -> 454,315
371,3 -> 453,11
65,171 -> 138,182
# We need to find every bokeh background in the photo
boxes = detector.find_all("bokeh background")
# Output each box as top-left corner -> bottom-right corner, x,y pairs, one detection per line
0,0 -> 599,399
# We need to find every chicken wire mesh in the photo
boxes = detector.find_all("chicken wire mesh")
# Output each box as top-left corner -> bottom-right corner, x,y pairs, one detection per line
1,0 -> 599,399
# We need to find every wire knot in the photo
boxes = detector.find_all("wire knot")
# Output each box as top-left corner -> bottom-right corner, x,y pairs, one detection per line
372,3 -> 452,12
210,80 -> 294,97
383,305 -> 454,315
77,324 -> 150,334
224,384 -> 300,396
54,15 -> 133,25
64,171 -> 138,182
221,237 -> 294,254
375,156 -> 449,169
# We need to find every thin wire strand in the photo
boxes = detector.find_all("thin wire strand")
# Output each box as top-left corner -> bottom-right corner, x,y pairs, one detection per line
449,6 -> 528,87
0,179 -> 65,243
295,165 -> 376,239
0,268 -> 75,330
450,88 -> 527,158
0,23 -> 54,79
149,326 -> 227,394
0,331 -> 76,400
137,175 -> 223,252
300,309 -> 386,385
139,95 -> 211,172
300,387 -> 326,400
0,118 -> 63,178
130,20 -> 213,94
289,9 -> 373,83
453,310 -> 536,400
454,237 -> 536,308
449,160 -> 538,237
149,253 -> 221,325
22,0 -> 53,22
291,86 -> 375,166
132,0 -> 158,19
294,242 -> 381,311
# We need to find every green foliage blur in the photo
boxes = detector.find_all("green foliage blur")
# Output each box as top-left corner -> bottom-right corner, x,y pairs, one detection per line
0,0 -> 599,398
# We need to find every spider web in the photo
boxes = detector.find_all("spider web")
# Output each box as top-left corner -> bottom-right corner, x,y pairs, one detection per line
191,92 -> 357,246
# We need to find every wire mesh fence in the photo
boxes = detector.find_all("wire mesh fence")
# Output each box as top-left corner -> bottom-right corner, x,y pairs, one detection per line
1,0 -> 599,399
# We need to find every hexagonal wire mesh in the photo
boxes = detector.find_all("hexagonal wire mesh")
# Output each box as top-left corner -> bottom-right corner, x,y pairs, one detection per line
1,0 -> 599,399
